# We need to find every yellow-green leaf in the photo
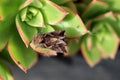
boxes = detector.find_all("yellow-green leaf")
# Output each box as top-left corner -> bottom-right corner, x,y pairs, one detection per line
41,0 -> 68,25
56,7 -> 88,38
16,14 -> 38,47
93,23 -> 119,59
8,33 -> 38,73
81,34 -> 102,67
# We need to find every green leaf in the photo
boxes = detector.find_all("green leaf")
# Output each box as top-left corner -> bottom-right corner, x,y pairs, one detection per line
62,1 -> 77,12
20,0 -> 43,9
55,7 -> 87,38
81,20 -> 119,67
81,34 -> 102,67
8,33 -> 38,73
40,25 -> 55,34
0,0 -> 27,50
67,39 -> 80,56
93,12 -> 120,38
82,0 -> 109,21
0,48 -> 15,65
20,7 -> 44,27
20,7 -> 28,22
26,9 -> 44,27
101,0 -> 120,12
0,19 -> 14,52
104,13 -> 120,38
41,0 -> 68,25
29,0 -> 43,9
52,23 -> 65,31
0,60 -> 14,80
0,0 -> 26,20
93,22 -> 119,59
16,14 -> 38,47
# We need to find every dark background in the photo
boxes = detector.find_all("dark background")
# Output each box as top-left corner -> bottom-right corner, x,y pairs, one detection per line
10,48 -> 120,80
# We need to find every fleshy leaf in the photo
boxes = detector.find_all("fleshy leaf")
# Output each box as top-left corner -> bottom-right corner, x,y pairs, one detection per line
101,0 -> 120,12
40,25 -> 55,34
0,0 -> 25,20
94,12 -> 120,38
0,60 -> 14,80
81,20 -> 119,67
30,0 -> 43,8
0,0 -> 25,51
63,1 -> 77,12
20,7 -> 44,27
82,0 -> 108,21
20,0 -> 43,9
20,7 -> 28,22
41,0 -> 68,25
8,33 -> 38,73
16,14 -> 38,47
93,22 -> 119,59
81,34 -> 102,67
55,7 -> 87,38
0,48 -> 15,65
20,0 -> 33,9
52,23 -> 65,31
26,9 -> 44,27
0,19 -> 14,52
67,39 -> 80,56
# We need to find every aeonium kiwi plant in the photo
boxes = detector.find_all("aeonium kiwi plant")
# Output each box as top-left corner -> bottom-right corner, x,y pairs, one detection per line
0,0 -> 120,80
0,0 -> 87,79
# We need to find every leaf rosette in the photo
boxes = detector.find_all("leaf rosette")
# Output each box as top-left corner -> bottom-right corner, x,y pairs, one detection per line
16,0 -> 68,47
16,0 -> 88,56
16,0 -> 69,56
1,1 -> 120,78
77,0 -> 120,66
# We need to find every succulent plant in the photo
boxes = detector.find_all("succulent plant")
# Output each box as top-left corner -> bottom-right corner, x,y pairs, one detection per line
76,0 -> 120,67
0,0 -> 120,79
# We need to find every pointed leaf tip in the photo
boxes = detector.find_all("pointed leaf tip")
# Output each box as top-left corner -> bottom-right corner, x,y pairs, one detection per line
16,14 -> 38,47
80,34 -> 102,67
41,0 -> 68,25
20,0 -> 33,9
93,23 -> 119,59
8,34 -> 38,72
